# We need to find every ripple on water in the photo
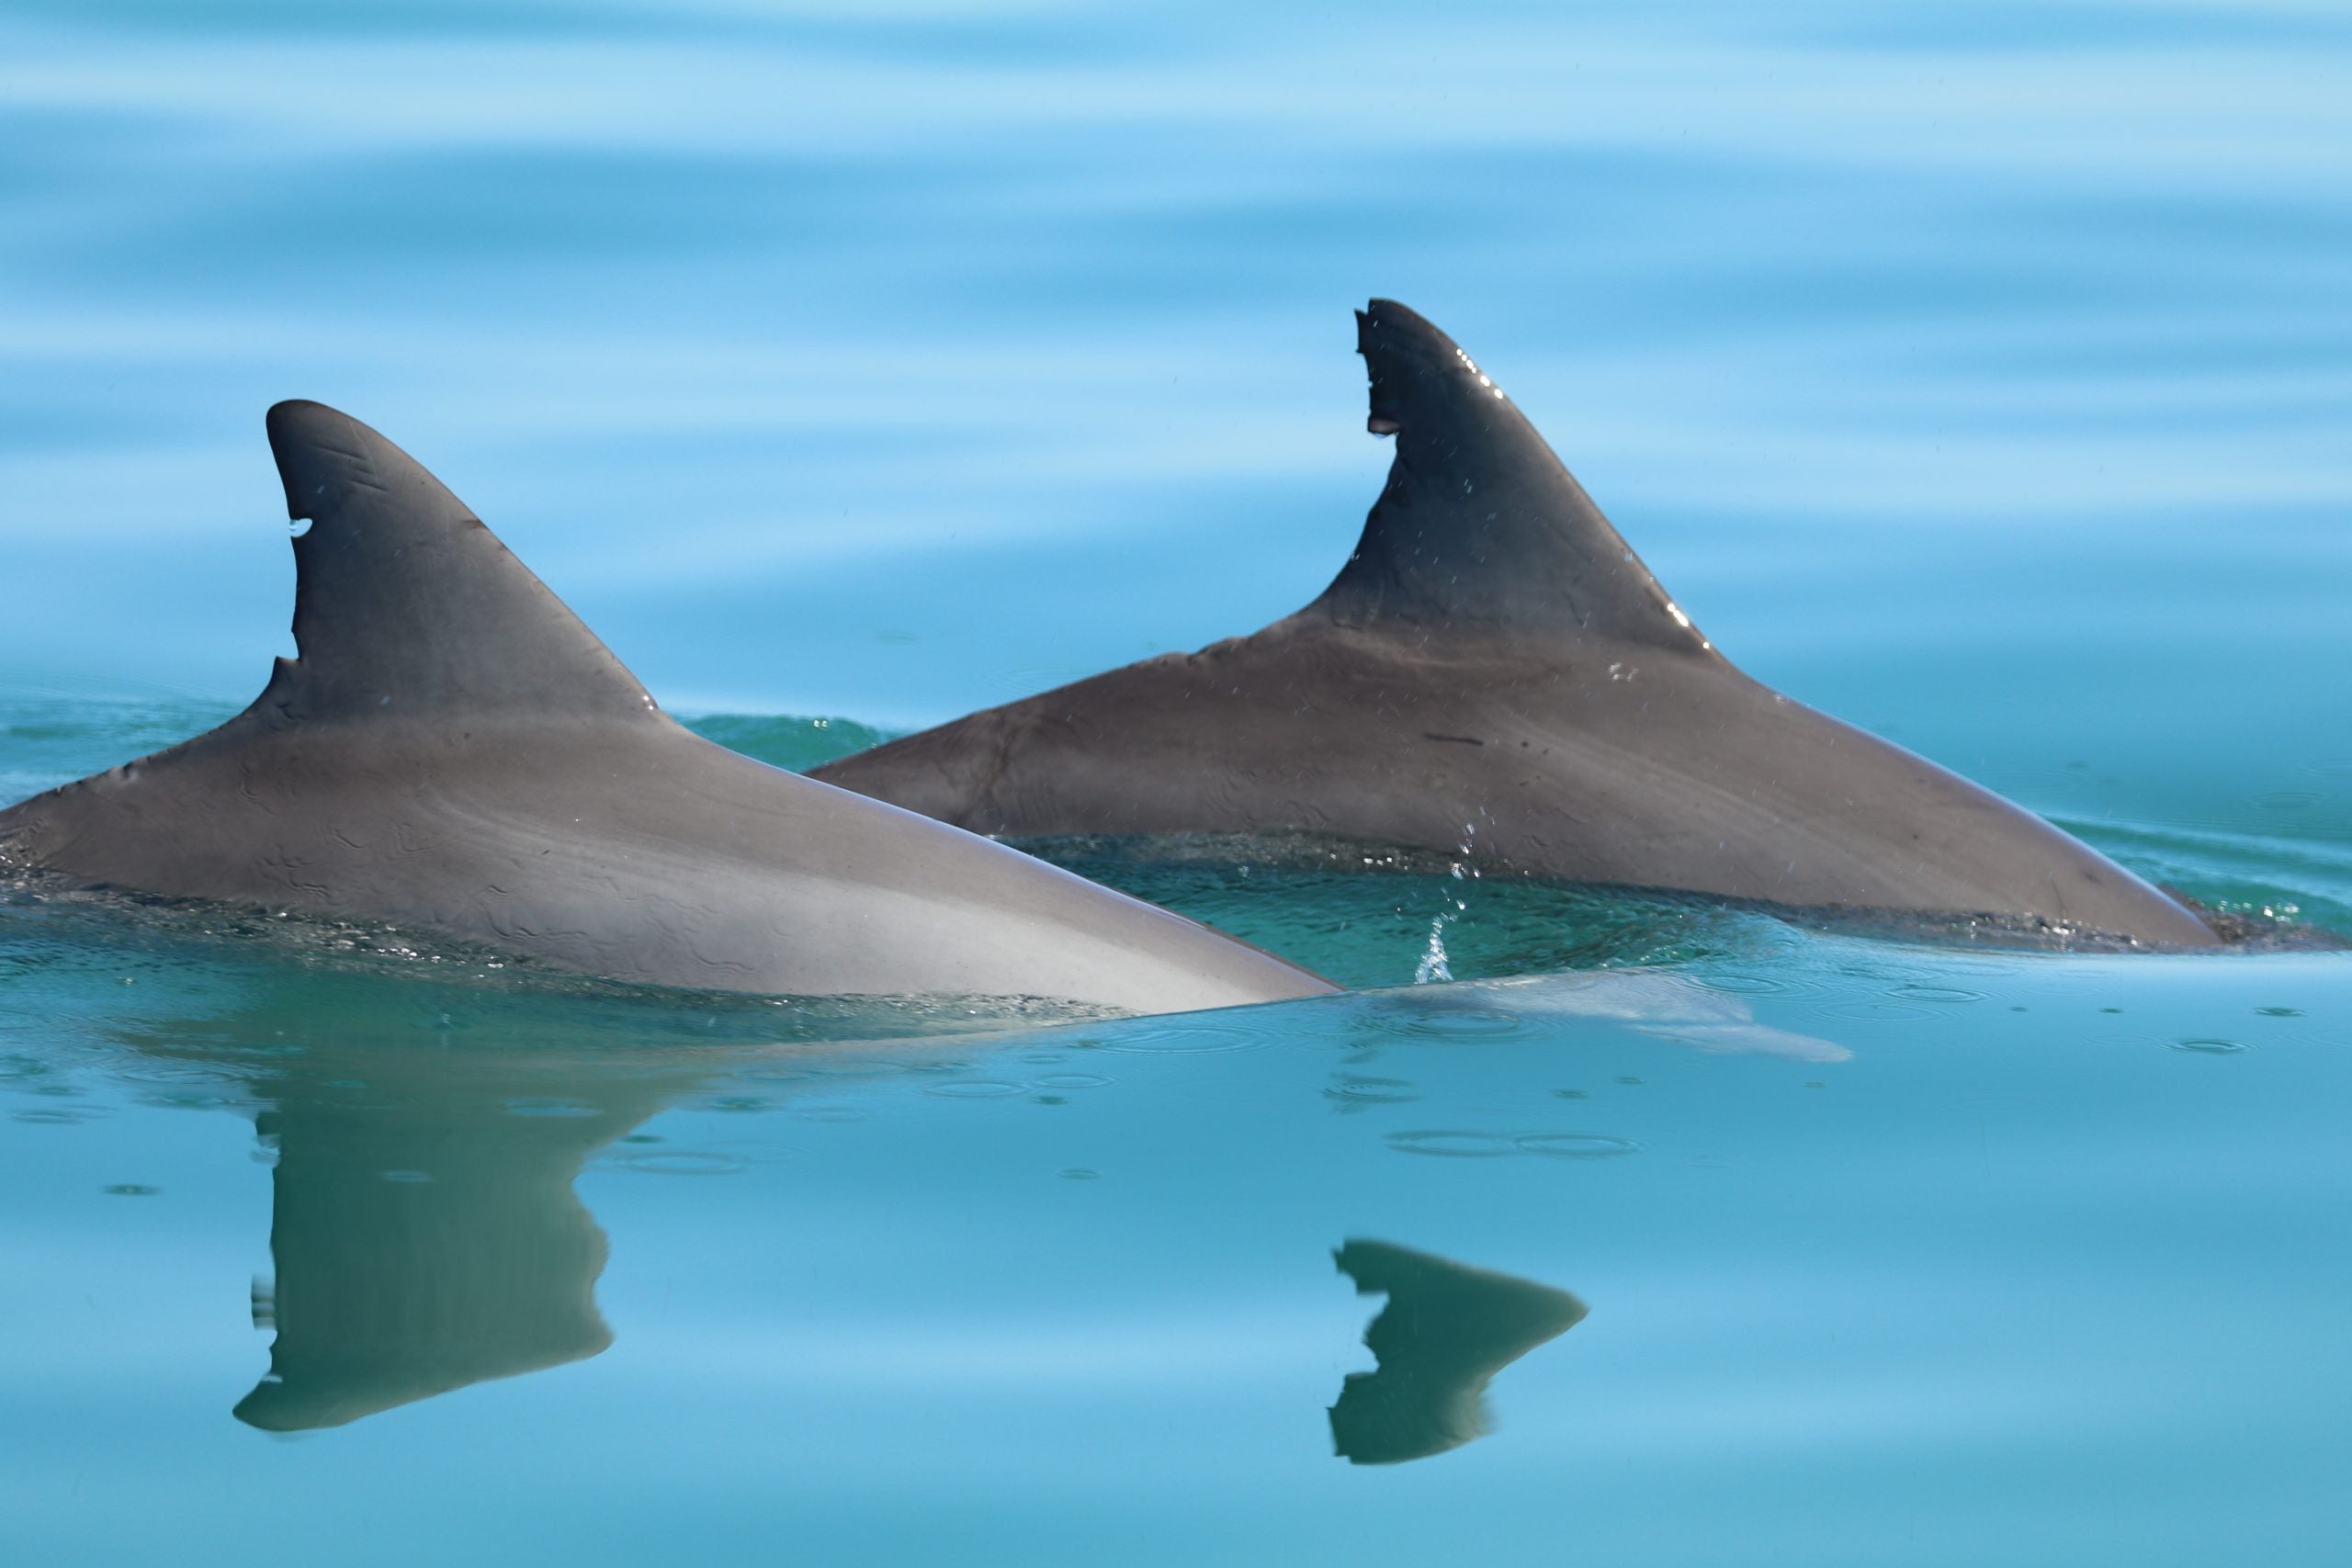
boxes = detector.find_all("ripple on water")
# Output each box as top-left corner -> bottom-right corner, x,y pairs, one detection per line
1516,1133 -> 1642,1159
1692,973 -> 1786,996
503,1098 -> 601,1118
1890,985 -> 1986,1005
1033,1073 -> 1110,1089
923,1080 -> 1028,1100
613,1150 -> 750,1176
110,1061 -> 246,1086
1324,1076 -> 1419,1106
1387,1127 -> 1642,1160
1095,1024 -> 1271,1055
1376,1006 -> 1527,1042
1811,1000 -> 1940,1023
1385,1130 -> 1520,1157
2169,1037 -> 2249,1055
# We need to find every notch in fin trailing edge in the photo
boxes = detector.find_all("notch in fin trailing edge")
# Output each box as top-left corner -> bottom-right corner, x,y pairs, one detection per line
260,400 -> 661,725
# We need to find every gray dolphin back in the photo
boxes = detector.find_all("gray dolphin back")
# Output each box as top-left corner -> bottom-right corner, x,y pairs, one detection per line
814,300 -> 2215,949
0,404 -> 1333,1012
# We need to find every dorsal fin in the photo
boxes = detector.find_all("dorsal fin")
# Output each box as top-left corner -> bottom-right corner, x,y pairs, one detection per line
1308,300 -> 1714,654
261,400 -> 661,724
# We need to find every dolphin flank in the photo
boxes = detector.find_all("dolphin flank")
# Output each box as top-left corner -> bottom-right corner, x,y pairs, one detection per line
812,300 -> 2217,948
0,401 -> 1333,1013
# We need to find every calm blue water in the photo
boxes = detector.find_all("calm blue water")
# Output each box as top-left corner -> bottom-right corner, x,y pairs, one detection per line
6,2 -> 2352,1562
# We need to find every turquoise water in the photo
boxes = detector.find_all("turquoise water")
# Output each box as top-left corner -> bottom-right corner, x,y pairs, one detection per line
6,1 -> 2352,1563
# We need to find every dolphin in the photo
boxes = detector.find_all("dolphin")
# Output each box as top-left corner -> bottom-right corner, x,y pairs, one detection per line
812,300 -> 2217,948
0,402 -> 1332,1014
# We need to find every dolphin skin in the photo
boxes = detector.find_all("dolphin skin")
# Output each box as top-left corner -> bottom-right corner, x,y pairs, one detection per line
813,300 -> 2216,948
0,403 -> 1332,1014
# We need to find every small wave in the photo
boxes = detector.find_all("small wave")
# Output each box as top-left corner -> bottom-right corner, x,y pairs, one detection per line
681,713 -> 901,773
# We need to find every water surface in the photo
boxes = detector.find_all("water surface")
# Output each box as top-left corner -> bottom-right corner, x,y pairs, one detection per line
5,2 -> 2351,1563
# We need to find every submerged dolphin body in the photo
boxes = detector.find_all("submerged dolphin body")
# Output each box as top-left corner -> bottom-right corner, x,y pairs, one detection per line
0,403 -> 1331,1013
814,301 -> 2216,947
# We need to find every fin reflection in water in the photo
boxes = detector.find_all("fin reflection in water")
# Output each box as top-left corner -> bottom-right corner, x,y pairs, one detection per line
106,982 -> 710,1433
1329,1239 -> 1586,1465
233,1071 -> 645,1433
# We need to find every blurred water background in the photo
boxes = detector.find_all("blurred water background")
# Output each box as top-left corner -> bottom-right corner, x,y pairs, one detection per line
5,2 -> 2351,1563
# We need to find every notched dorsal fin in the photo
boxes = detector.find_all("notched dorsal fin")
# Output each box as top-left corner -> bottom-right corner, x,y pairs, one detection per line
1308,299 -> 1714,654
262,400 -> 659,724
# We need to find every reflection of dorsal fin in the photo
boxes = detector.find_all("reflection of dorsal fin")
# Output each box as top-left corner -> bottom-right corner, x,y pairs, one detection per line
1327,1236 -> 1587,1466
262,400 -> 659,724
1308,300 -> 1714,654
